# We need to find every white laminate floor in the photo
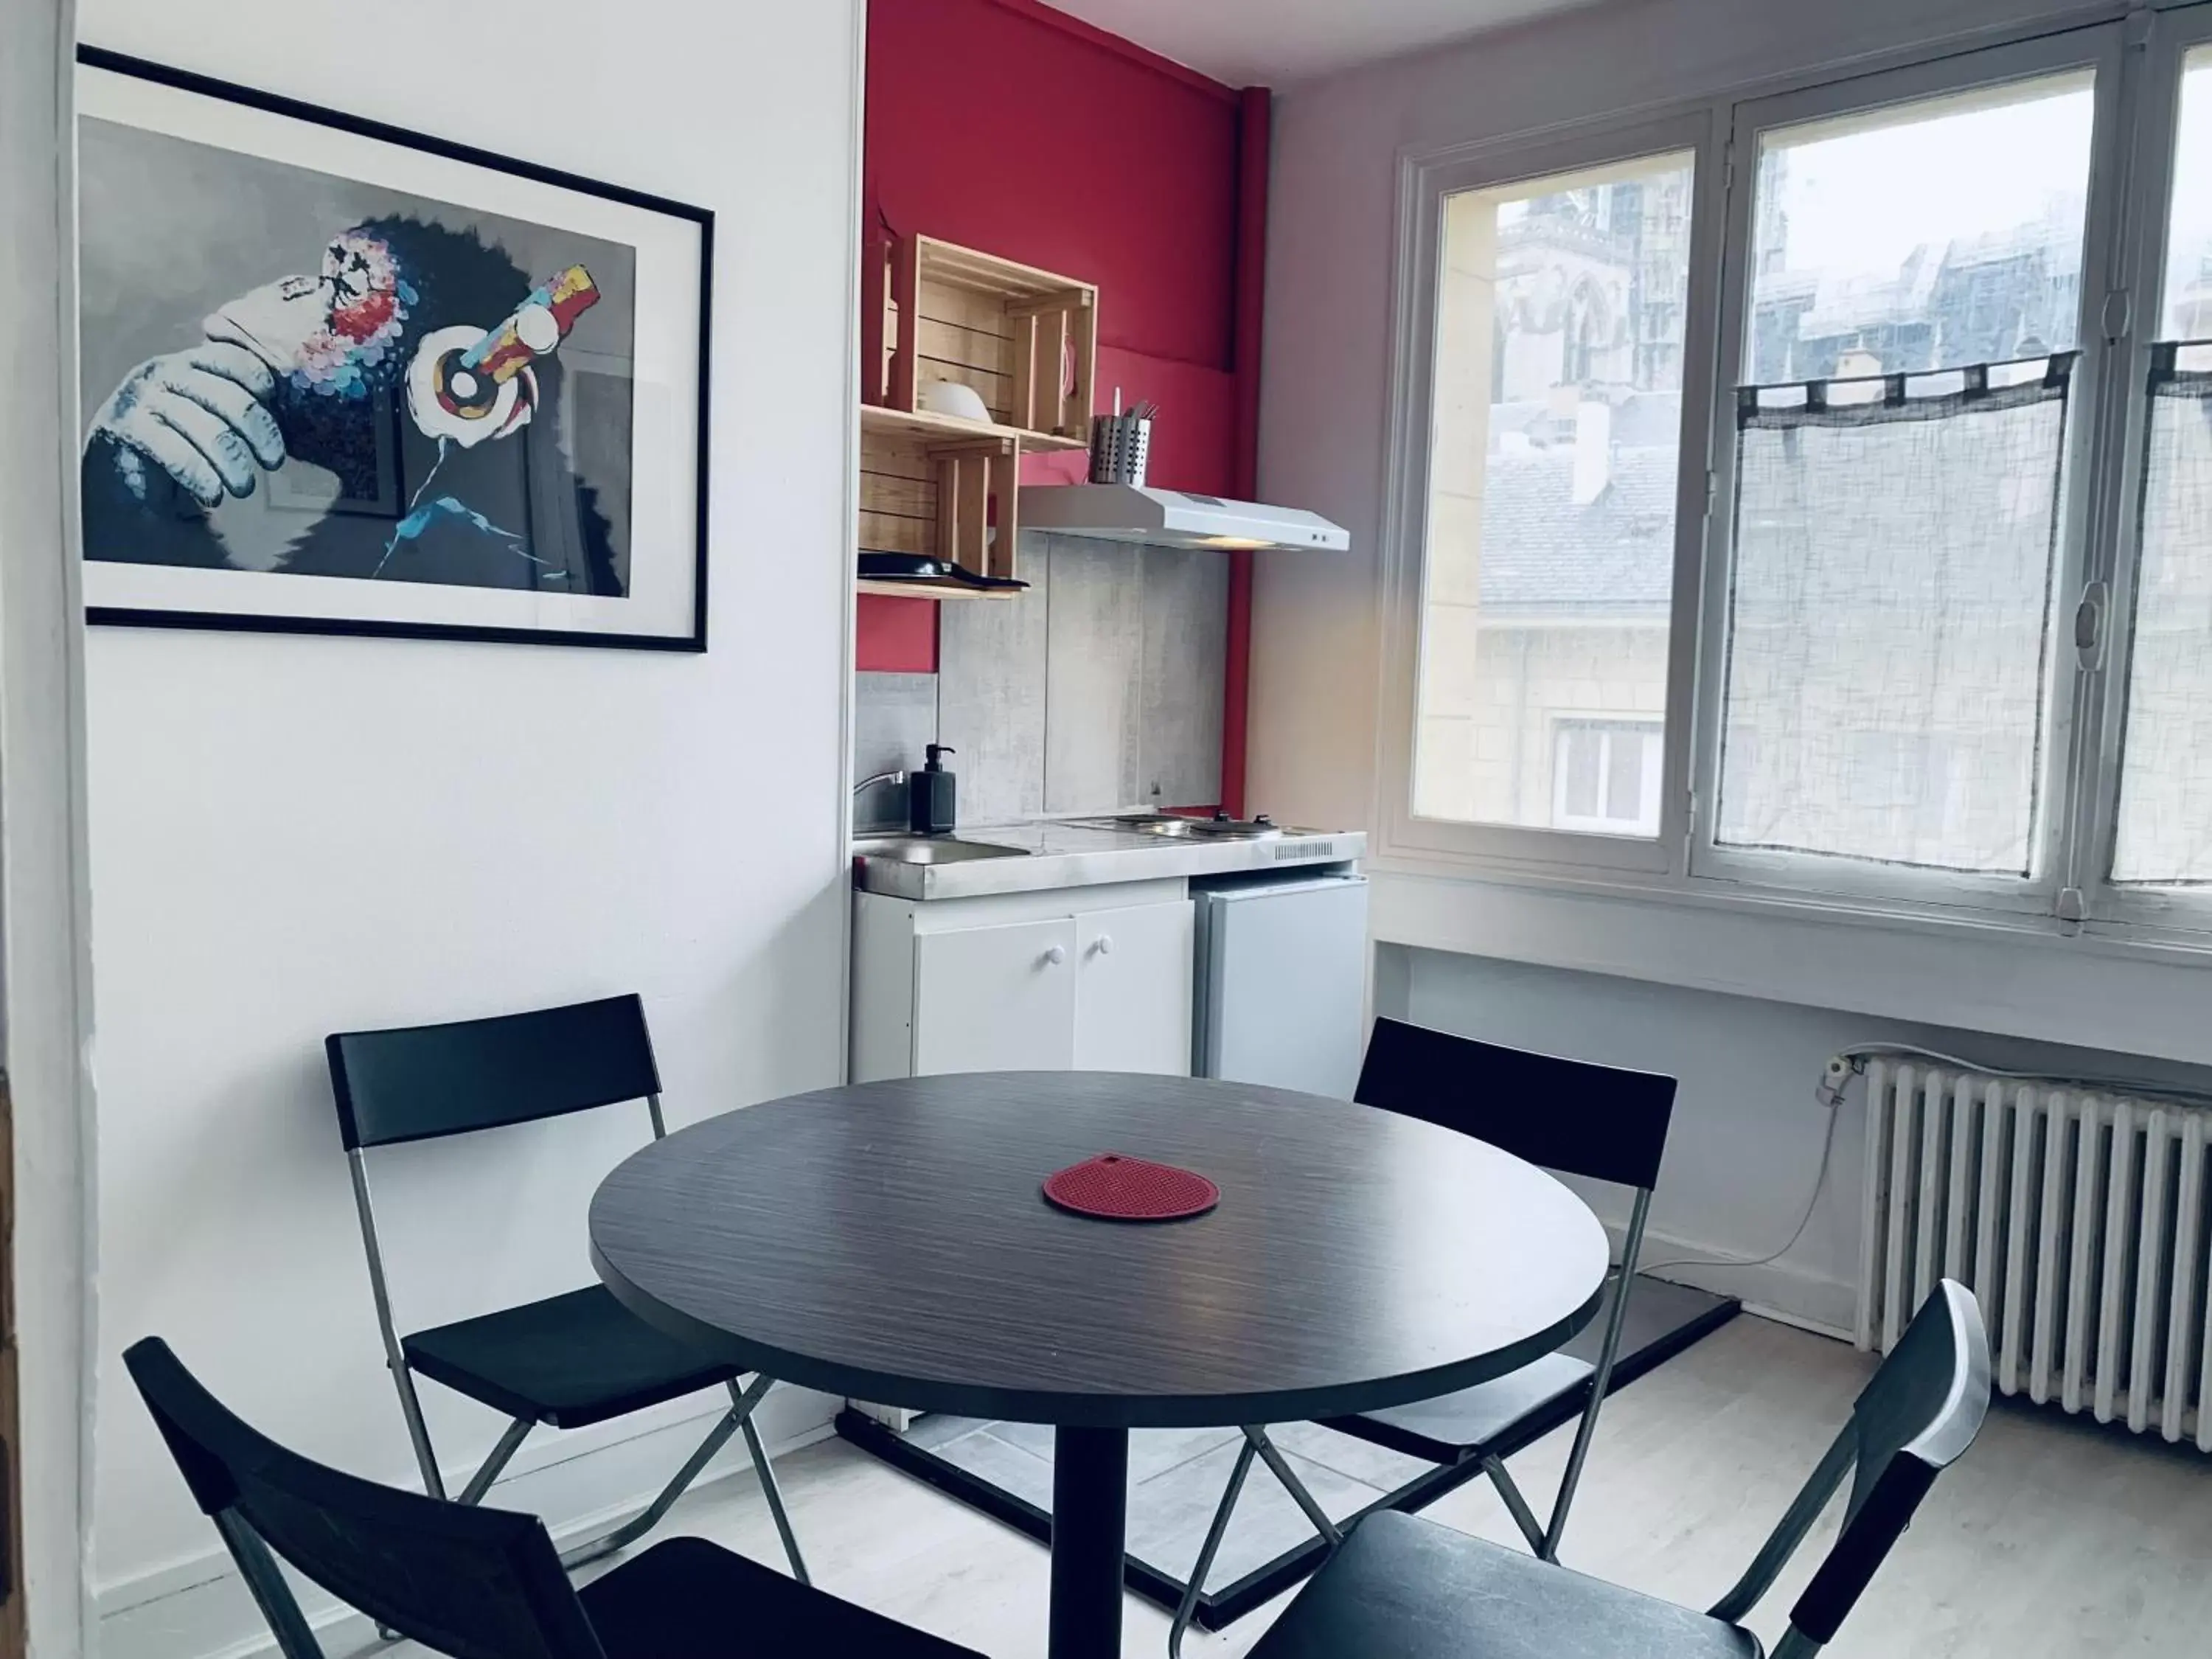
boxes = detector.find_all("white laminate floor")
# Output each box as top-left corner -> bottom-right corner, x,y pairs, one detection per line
377,1314 -> 2212,1658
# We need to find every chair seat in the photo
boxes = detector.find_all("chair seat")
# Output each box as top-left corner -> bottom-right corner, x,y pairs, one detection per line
403,1286 -> 741,1429
1248,1510 -> 1763,1659
1325,1351 -> 1596,1463
580,1535 -> 986,1658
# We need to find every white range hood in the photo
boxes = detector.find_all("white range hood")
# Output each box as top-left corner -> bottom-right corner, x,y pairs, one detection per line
1017,484 -> 1350,552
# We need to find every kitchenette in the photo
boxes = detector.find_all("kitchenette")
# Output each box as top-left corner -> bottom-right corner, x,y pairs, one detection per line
852,810 -> 1368,1092
848,227 -> 1365,1099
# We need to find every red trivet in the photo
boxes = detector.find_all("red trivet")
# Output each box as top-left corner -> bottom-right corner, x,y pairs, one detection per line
1043,1154 -> 1220,1222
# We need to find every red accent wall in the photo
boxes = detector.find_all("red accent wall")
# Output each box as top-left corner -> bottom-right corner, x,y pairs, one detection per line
867,0 -> 1239,372
853,593 -> 941,674
855,0 -> 1246,678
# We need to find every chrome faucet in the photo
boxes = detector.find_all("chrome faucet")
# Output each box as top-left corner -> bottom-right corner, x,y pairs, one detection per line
854,769 -> 908,796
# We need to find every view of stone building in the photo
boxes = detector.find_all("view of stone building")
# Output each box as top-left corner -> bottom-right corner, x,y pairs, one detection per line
1747,201 -> 2086,383
1416,167 -> 1692,836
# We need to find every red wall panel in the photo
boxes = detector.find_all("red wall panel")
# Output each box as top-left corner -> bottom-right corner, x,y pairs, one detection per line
1018,348 -> 1237,493
855,593 -> 939,674
855,0 -> 1248,678
865,0 -> 1239,373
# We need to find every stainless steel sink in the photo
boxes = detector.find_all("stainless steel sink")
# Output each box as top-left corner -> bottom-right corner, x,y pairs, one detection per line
853,835 -> 1032,865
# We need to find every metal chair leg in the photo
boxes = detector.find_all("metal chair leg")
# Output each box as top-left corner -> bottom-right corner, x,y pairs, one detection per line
1246,1427 -> 1343,1548
557,1372 -> 776,1570
456,1416 -> 535,1507
1169,1433 -> 1256,1659
378,1413 -> 537,1640
1481,1453 -> 1548,1554
385,1362 -> 448,1504
1540,1193 -> 1653,1562
349,1152 -> 447,1505
1164,1425 -> 1346,1658
219,1513 -> 324,1659
740,1399 -> 810,1583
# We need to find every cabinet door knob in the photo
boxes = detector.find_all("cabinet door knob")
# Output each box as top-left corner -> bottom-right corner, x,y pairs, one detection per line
1093,935 -> 1114,957
1042,945 -> 1067,967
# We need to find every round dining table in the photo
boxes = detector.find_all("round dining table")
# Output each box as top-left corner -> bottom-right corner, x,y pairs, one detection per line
589,1071 -> 1610,1659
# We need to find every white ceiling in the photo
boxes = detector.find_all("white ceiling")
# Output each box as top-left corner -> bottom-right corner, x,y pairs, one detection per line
1042,0 -> 1611,88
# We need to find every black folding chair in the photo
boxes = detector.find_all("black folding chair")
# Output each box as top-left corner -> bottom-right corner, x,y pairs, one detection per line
1246,1278 -> 1992,1659
123,1337 -> 981,1659
327,993 -> 806,1577
1170,1017 -> 1675,1656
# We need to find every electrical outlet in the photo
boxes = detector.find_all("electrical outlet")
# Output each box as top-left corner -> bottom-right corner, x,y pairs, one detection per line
1816,1055 -> 1854,1110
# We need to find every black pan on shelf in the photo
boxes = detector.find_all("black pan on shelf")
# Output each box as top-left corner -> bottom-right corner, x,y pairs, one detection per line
858,552 -> 1029,593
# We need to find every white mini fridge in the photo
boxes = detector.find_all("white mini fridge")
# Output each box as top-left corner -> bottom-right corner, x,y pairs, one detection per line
1192,869 -> 1370,1099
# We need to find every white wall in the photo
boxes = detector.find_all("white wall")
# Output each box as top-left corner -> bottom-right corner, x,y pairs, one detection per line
1380,945 -> 2212,1332
76,0 -> 862,1651
2,2 -> 97,1655
1249,0 -> 2182,1325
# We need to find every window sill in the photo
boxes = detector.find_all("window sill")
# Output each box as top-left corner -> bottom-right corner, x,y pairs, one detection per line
1366,846 -> 2212,1069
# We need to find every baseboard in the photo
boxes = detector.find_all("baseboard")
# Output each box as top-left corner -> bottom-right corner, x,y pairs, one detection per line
1605,1218 -> 1857,1342
97,1382 -> 759,1618
96,1380 -> 840,1659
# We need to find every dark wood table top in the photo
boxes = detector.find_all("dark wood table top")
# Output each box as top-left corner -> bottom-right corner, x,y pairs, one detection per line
590,1072 -> 1610,1429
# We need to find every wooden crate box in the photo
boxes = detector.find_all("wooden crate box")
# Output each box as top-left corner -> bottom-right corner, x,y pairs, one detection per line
863,233 -> 1097,445
858,409 -> 1020,588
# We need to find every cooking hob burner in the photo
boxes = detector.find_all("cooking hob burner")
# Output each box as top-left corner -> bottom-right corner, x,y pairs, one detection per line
1074,811 -> 1286,841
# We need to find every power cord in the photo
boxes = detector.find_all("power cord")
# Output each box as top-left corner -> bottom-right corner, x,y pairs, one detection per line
1638,1039 -> 2212,1284
1638,1091 -> 1844,1281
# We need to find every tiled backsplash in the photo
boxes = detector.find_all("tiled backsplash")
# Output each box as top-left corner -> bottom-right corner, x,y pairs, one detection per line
852,672 -> 939,832
854,531 -> 1228,832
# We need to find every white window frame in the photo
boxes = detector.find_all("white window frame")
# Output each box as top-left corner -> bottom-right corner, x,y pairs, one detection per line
1371,6 -> 2212,953
1551,717 -> 1665,836
2079,3 -> 2212,940
1372,109 -> 1725,878
1688,26 -> 2131,919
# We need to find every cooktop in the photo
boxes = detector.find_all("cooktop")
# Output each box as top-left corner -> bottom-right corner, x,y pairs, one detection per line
1063,811 -> 1287,842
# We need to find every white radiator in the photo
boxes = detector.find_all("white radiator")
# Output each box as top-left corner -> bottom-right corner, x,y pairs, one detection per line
1856,1058 -> 2212,1447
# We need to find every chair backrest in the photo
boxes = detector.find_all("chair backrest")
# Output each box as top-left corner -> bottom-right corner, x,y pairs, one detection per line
1356,1017 -> 1675,1191
1710,1279 -> 1992,1654
327,993 -> 661,1150
124,1338 -> 608,1659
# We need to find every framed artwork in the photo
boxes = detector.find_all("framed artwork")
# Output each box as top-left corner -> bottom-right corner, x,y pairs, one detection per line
75,47 -> 712,651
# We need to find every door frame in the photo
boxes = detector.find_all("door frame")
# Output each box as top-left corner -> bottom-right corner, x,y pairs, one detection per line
1,0 -> 98,1655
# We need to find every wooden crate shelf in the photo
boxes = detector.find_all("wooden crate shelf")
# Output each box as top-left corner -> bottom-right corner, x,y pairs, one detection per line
858,409 -> 1022,588
859,403 -> 1087,454
863,234 -> 1098,446
855,234 -> 1101,603
855,580 -> 1023,602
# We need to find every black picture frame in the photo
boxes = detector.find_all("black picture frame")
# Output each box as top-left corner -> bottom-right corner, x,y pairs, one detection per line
75,45 -> 714,653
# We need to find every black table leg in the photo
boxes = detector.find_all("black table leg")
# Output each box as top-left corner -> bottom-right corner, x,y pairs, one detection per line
1050,1425 -> 1128,1659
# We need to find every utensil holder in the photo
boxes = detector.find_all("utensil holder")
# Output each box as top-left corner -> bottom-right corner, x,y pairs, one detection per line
1089,413 -> 1151,487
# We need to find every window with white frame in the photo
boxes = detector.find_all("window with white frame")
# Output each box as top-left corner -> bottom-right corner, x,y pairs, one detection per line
2114,46 -> 2212,888
1408,148 -> 1695,841
1385,6 -> 2212,939
1553,719 -> 1663,835
1714,72 -> 2095,879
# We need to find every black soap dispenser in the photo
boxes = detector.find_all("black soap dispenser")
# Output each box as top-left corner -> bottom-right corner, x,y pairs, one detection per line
908,744 -> 957,835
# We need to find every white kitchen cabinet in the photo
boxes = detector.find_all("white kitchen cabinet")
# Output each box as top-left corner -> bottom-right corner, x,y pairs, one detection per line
852,879 -> 1193,1081
914,917 -> 1078,1075
1074,900 -> 1194,1074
